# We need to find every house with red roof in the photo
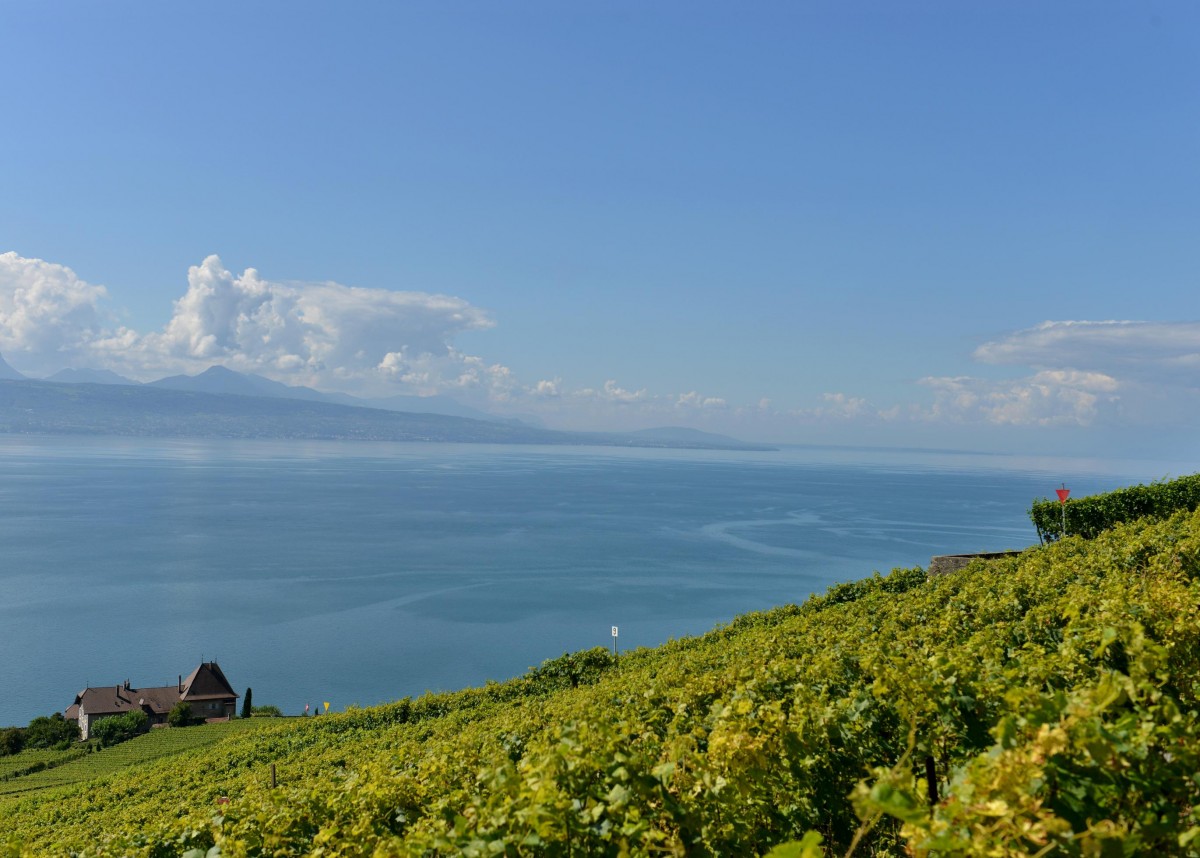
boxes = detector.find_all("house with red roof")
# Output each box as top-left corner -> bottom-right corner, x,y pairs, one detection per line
66,662 -> 239,740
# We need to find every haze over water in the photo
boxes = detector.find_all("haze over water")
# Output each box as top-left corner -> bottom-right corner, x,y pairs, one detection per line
0,436 -> 1182,727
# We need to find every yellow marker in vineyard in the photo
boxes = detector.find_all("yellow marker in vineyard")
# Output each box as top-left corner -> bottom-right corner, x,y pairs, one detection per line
323,701 -> 330,713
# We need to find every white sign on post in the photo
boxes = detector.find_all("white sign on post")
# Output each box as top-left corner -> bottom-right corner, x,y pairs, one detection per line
612,626 -> 619,637
611,625 -> 619,656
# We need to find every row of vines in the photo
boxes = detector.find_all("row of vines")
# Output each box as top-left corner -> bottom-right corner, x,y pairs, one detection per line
1030,472 -> 1200,541
5,504 -> 1200,855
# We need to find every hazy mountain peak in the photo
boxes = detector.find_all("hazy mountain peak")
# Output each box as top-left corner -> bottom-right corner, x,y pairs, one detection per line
148,365 -> 332,403
150,365 -> 269,396
0,353 -> 27,380
46,367 -> 138,385
197,365 -> 243,378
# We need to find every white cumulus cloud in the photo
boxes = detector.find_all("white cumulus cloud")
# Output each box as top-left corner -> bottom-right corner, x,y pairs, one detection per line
920,369 -> 1121,427
0,251 -> 131,373
575,380 -> 650,404
815,392 -> 871,419
676,391 -> 727,409
974,320 -> 1200,387
529,379 -> 739,431
140,255 -> 499,394
910,319 -> 1200,428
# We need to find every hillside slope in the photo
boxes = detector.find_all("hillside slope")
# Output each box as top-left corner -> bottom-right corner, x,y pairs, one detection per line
5,508 -> 1200,856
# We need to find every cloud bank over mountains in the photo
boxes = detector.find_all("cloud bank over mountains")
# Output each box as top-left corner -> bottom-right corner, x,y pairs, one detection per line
0,252 -> 739,422
1,251 -> 1196,442
0,252 -> 524,400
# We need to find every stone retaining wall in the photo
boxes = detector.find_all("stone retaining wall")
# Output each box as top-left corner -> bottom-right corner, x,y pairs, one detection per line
927,550 -> 1026,578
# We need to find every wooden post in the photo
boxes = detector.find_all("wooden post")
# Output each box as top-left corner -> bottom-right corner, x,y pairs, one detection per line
925,756 -> 938,806
270,763 -> 276,789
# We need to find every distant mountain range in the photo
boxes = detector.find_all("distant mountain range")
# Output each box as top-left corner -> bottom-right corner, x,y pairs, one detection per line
8,360 -> 522,424
146,365 -> 521,424
46,367 -> 138,385
0,359 -> 775,451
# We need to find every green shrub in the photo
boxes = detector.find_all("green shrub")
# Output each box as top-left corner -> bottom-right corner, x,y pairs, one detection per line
90,710 -> 148,747
250,705 -> 282,717
168,702 -> 195,728
1030,472 -> 1200,541
241,687 -> 252,719
23,714 -> 77,749
0,728 -> 24,756
525,646 -> 616,691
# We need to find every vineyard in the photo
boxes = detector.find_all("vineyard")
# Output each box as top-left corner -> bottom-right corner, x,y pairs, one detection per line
0,719 -> 273,799
1030,472 -> 1200,541
0,747 -> 87,785
4,478 -> 1200,856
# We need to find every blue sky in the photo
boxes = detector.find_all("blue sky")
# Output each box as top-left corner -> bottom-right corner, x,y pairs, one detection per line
2,2 -> 1198,456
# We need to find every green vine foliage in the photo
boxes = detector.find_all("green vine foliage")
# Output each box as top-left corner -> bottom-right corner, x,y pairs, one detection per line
1030,472 -> 1200,542
5,508 -> 1200,856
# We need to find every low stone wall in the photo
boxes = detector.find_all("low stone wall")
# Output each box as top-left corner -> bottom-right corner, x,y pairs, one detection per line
928,550 -> 1026,578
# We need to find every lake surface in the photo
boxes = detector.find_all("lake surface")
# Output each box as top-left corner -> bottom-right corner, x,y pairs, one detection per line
0,436 -> 1185,726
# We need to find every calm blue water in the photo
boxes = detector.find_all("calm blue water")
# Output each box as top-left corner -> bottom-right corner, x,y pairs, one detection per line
0,436 -> 1183,726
